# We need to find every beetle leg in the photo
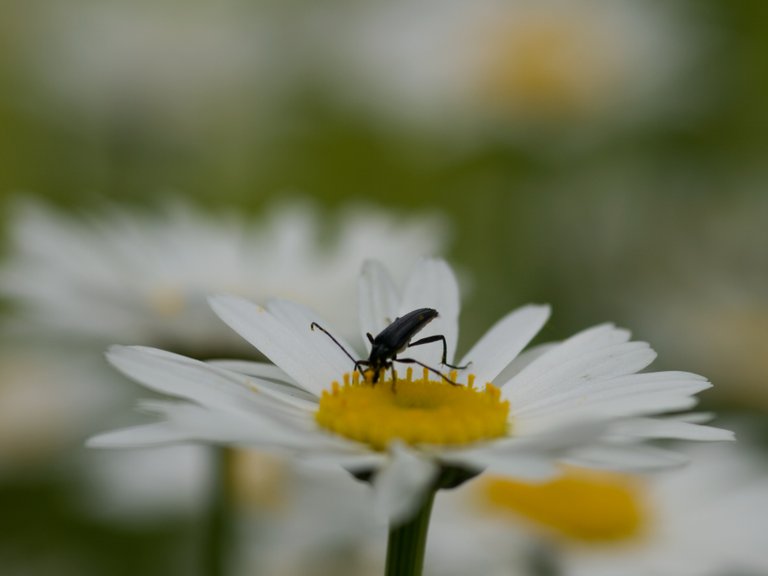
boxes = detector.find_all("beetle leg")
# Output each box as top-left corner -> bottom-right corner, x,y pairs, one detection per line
354,360 -> 371,380
393,357 -> 459,386
407,334 -> 471,370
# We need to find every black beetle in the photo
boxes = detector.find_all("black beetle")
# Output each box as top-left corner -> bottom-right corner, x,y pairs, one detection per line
310,307 -> 469,385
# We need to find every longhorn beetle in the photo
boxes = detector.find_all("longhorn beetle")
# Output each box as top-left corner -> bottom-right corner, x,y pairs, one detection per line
310,307 -> 469,385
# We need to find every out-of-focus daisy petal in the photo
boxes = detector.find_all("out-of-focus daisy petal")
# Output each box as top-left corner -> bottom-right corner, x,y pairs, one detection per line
1,198 -> 447,347
439,420 -> 608,479
87,423 -> 192,448
373,442 -> 438,524
608,416 -> 735,442
565,443 -> 689,471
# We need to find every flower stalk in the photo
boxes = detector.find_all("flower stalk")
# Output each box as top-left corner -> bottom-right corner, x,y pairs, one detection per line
382,465 -> 478,576
205,446 -> 236,576
385,488 -> 436,576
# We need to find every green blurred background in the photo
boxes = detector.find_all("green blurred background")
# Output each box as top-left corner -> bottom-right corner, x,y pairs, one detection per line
1,0 -> 766,574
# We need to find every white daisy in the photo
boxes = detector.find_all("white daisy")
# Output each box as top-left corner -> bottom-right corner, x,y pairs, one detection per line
319,0 -> 700,138
1,198 -> 447,350
441,439 -> 768,576
20,0 -> 290,138
89,258 -> 731,522
0,343 -> 123,473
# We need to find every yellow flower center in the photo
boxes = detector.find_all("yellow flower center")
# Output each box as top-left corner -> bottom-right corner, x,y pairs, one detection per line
147,287 -> 186,317
315,368 -> 510,451
476,13 -> 616,120
482,468 -> 648,544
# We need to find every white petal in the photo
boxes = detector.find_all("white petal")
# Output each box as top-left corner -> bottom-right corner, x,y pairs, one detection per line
513,371 -> 711,419
209,295 -> 342,396
397,258 -> 460,367
266,299 -> 358,375
357,259 -> 400,351
87,424 -> 190,448
609,417 -> 735,442
504,324 -> 630,393
300,451 -> 387,471
90,400 -> 348,453
672,412 -> 718,424
140,400 -> 318,446
438,421 -> 607,479
206,359 -> 293,383
505,340 -> 657,405
206,359 -> 318,404
373,442 -> 438,525
515,396 -> 701,436
492,342 -> 559,385
565,443 -> 690,471
459,304 -> 550,384
106,346 -> 263,412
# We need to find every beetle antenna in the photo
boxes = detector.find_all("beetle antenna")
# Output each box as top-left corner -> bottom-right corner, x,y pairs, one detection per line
310,322 -> 360,366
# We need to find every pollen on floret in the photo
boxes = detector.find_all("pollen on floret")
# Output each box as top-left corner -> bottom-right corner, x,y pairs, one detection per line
315,368 -> 510,451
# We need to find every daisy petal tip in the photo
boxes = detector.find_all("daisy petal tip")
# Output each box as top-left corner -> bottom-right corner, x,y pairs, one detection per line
209,293 -> 266,317
105,344 -> 128,358
415,255 -> 450,272
104,344 -> 140,365
85,433 -> 116,449
531,303 -> 552,321
206,293 -> 236,309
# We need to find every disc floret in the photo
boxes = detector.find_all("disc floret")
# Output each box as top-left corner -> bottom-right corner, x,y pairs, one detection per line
315,368 -> 510,451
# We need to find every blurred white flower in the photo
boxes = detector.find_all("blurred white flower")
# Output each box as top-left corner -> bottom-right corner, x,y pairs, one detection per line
452,440 -> 768,576
233,454 -> 517,576
0,197 -> 446,525
318,0 -> 701,140
78,445 -> 211,524
90,258 -> 730,523
20,0 -> 291,137
234,462 -> 383,576
0,344 -> 124,474
1,198 -> 447,350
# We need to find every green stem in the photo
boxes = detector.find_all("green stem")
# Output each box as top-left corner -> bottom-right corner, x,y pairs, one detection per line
205,446 -> 236,576
384,489 -> 437,576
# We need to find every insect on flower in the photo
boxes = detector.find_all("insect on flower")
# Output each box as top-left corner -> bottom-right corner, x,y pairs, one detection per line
311,307 -> 469,385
